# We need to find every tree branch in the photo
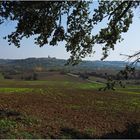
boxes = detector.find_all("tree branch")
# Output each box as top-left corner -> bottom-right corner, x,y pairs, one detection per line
108,1 -> 128,20
110,1 -> 133,26
116,1 -> 132,22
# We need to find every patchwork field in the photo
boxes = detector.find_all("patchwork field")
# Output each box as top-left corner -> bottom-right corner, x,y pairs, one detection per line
0,74 -> 140,138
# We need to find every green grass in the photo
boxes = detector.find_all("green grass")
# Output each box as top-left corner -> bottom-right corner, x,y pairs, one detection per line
0,119 -> 17,132
21,115 -> 41,126
0,79 -> 104,94
0,79 -> 139,95
0,87 -> 50,94
0,87 -> 34,93
117,90 -> 140,94
117,85 -> 140,94
127,98 -> 140,110
65,104 -> 82,110
77,82 -> 104,89
0,114 -> 41,139
84,127 -> 96,135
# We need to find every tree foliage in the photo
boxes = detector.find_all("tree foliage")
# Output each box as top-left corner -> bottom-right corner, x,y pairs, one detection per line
0,1 -> 140,65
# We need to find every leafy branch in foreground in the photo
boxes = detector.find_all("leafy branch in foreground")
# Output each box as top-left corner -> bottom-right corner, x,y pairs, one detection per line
100,63 -> 138,91
0,1 -> 140,65
0,1 -> 140,90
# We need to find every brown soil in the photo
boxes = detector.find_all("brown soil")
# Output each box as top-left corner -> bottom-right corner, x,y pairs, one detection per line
0,89 -> 140,138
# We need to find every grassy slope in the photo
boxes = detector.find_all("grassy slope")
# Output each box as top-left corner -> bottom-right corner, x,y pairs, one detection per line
0,75 -> 140,138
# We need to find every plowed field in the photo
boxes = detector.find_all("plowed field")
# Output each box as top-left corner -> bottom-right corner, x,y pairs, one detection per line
0,77 -> 140,138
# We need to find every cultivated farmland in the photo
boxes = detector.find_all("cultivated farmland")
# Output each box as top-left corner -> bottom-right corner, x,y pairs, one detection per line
0,72 -> 140,139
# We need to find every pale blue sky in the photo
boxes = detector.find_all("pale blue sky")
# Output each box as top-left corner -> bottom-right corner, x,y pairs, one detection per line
0,4 -> 139,61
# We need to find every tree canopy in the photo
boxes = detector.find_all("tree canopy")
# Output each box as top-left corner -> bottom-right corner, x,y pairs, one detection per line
0,1 -> 140,65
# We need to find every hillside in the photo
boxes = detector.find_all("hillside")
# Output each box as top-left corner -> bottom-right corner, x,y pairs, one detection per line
0,58 -> 140,139
0,57 -> 139,72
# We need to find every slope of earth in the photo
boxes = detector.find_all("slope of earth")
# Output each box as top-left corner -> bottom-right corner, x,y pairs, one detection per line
0,74 -> 140,138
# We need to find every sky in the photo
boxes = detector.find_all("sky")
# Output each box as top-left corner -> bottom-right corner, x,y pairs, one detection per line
0,4 -> 140,61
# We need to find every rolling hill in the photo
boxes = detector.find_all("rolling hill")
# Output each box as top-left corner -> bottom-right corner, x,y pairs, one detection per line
0,57 -> 139,72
